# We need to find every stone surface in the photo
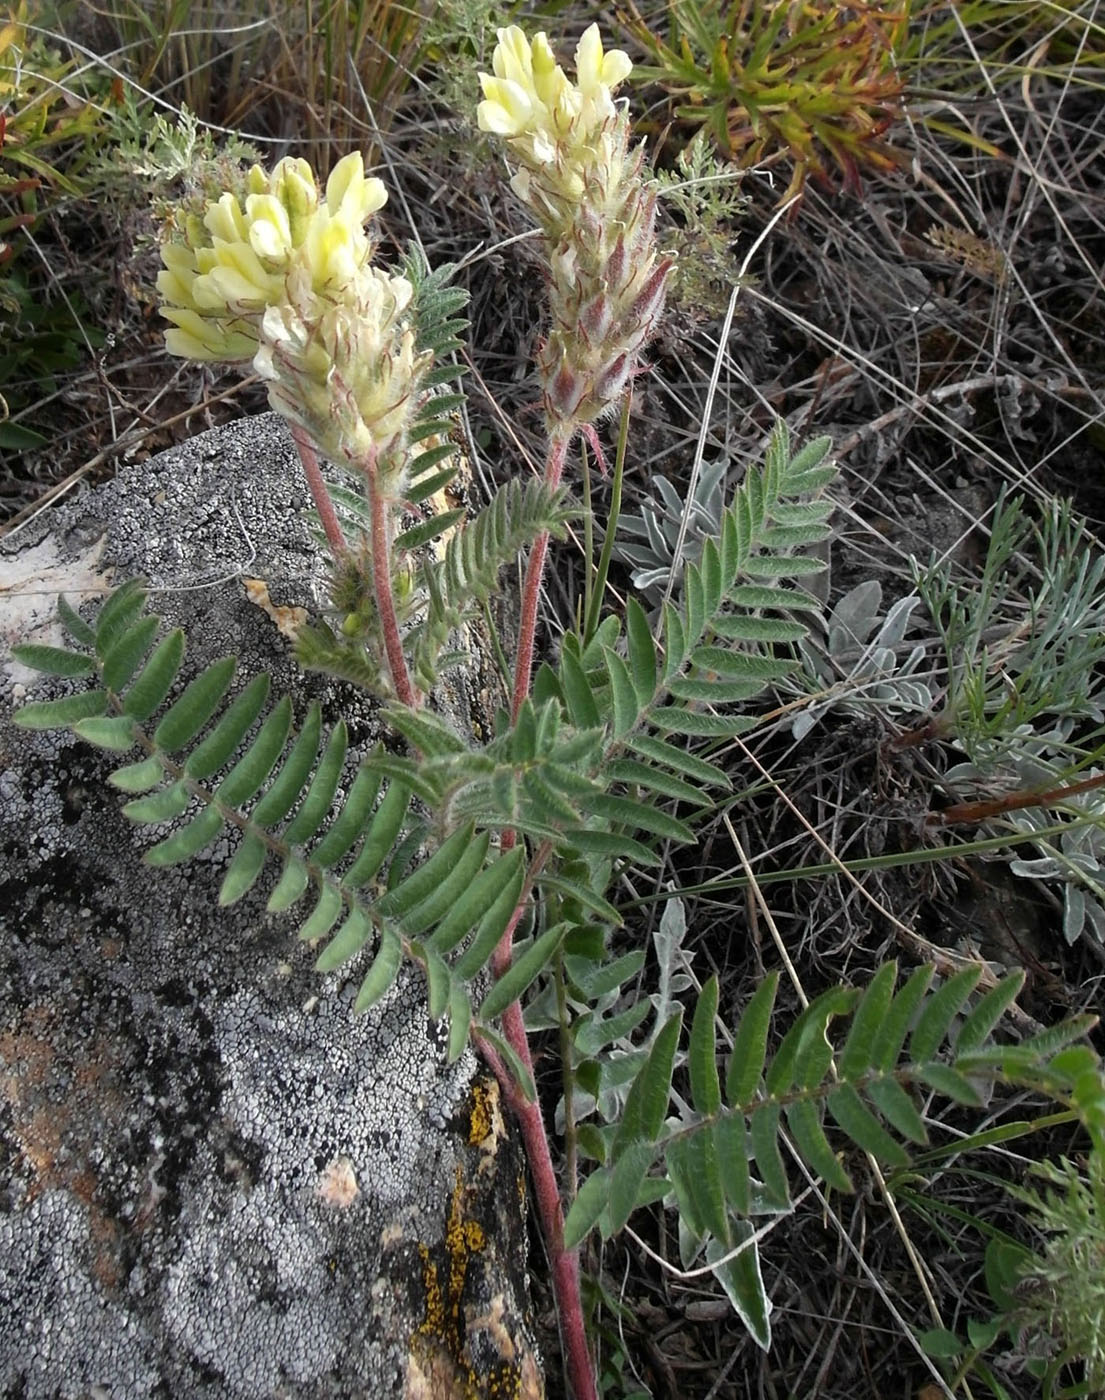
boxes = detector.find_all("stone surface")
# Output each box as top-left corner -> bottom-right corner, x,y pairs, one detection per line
0,414 -> 543,1398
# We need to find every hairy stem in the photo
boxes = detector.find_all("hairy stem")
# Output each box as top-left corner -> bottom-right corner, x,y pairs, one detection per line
478,1009 -> 596,1400
365,450 -> 418,709
290,425 -> 347,559
495,427 -> 601,1395
510,433 -> 569,721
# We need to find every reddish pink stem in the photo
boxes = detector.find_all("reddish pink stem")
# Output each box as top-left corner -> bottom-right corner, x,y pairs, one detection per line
478,1005 -> 596,1400
488,431 -> 599,1397
510,435 -> 568,722
290,425 -> 347,559
365,450 -> 418,709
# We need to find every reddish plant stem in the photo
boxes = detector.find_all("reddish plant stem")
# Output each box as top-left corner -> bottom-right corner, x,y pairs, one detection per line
290,425 -> 347,559
510,434 -> 569,722
364,449 -> 418,709
930,769 -> 1105,827
476,1006 -> 596,1400
487,431 -> 598,1397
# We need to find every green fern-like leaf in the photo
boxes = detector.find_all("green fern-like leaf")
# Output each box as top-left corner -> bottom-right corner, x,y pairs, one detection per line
11,587 -> 537,1059
561,962 -> 1103,1352
410,479 -> 574,689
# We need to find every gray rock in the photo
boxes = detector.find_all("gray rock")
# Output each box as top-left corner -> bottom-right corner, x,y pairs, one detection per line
0,414 -> 543,1399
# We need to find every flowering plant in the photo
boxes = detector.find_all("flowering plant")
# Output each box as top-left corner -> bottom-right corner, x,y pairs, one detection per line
15,25 -> 1103,1400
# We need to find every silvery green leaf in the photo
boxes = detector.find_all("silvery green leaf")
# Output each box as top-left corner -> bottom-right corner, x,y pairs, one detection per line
1010,856 -> 1065,879
1064,887 -> 1086,945
1082,892 -> 1105,944
876,592 -> 923,649
827,580 -> 883,654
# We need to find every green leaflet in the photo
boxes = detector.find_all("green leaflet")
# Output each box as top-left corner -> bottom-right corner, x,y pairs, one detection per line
13,690 -> 108,730
355,927 -> 402,1013
10,642 -> 94,677
479,923 -> 568,1021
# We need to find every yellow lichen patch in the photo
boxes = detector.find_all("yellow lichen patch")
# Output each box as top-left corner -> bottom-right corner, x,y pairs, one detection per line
408,1165 -> 542,1399
418,1241 -> 445,1338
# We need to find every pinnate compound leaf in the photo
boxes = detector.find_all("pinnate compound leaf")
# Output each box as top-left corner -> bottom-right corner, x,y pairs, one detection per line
95,584 -> 150,661
603,648 -> 639,737
452,856 -> 527,978
122,629 -> 186,721
446,977 -> 472,1064
716,1113 -> 752,1216
827,1083 -> 910,1167
267,853 -> 310,912
297,882 -> 344,942
864,1076 -> 927,1146
311,766 -> 381,868
913,1063 -> 983,1107
431,848 -> 525,957
727,972 -> 779,1106
956,970 -> 1025,1053
749,1102 -> 788,1207
144,804 -> 222,866
216,696 -> 293,807
342,782 -> 410,889
315,905 -> 373,972
602,1140 -> 657,1237
627,735 -> 730,789
605,758 -> 705,806
625,596 -> 657,703
220,831 -> 268,906
122,780 -> 191,824
396,832 -> 491,936
73,715 -> 138,752
418,945 -> 451,1021
871,964 -> 933,1070
615,1011 -> 682,1154
109,755 -> 166,794
536,871 -> 621,926
909,966 -> 982,1063
184,673 -> 271,779
839,960 -> 897,1080
669,1123 -> 729,1244
283,720 -> 347,845
102,615 -> 160,693
786,1099 -> 852,1193
57,594 -> 95,646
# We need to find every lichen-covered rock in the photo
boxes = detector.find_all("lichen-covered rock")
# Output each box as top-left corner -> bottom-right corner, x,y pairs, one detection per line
0,414 -> 543,1399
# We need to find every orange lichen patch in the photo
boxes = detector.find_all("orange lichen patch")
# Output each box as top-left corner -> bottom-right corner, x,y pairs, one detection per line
1,1011 -> 137,1293
315,1155 -> 359,1208
243,577 -> 308,641
444,1173 -> 487,1325
409,1169 -> 535,1400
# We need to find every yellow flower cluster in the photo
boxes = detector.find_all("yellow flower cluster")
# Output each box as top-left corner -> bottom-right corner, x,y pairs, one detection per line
158,152 -> 433,476
158,152 -> 387,363
477,24 -> 632,206
476,25 -> 671,437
